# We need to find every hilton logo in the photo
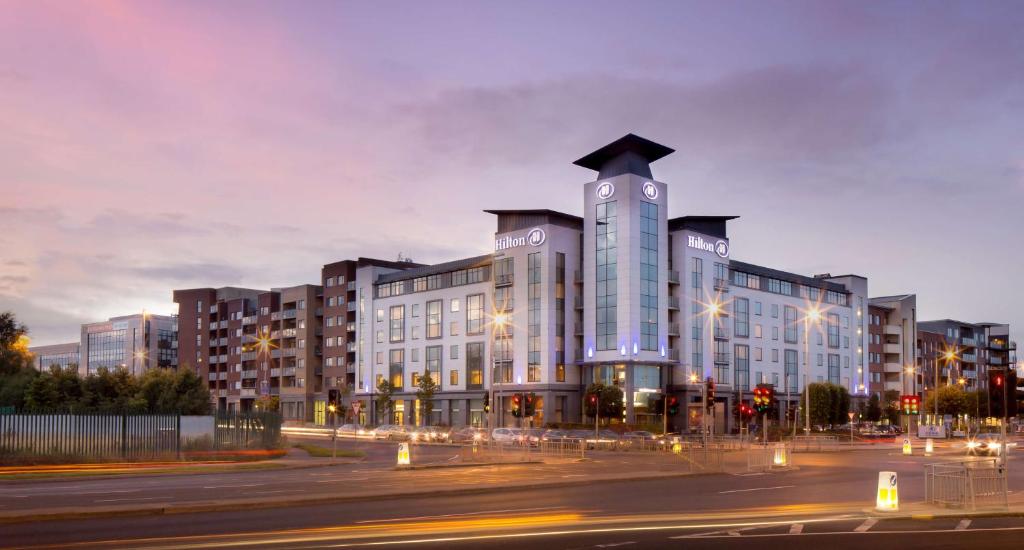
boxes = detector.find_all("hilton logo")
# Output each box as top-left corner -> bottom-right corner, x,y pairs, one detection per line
596,181 -> 615,200
495,228 -> 546,251
688,235 -> 729,258
642,182 -> 658,200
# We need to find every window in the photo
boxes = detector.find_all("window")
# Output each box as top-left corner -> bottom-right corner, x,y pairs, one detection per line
411,326 -> 420,340
772,326 -> 779,341
376,330 -> 383,344
466,294 -> 484,335
450,299 -> 460,313
426,300 -> 442,339
772,348 -> 779,362
754,302 -> 762,316
785,349 -> 798,392
754,347 -> 763,361
734,298 -> 749,338
297,300 -> 305,310
596,200 -> 618,350
556,363 -> 565,382
691,258 -> 703,370
639,201 -> 658,350
467,342 -> 484,389
754,324 -> 762,338
528,252 -> 541,377
376,308 -> 384,323
827,313 -> 840,348
389,306 -> 404,343
376,351 -> 383,365
784,306 -> 797,344
326,277 -> 334,287
450,345 -> 459,360
411,303 -> 419,317
411,348 -> 419,362
426,345 -> 442,386
494,257 -> 514,286
734,344 -> 749,390
389,349 -> 404,390
771,304 -> 779,318
450,369 -> 458,386
828,353 -> 840,384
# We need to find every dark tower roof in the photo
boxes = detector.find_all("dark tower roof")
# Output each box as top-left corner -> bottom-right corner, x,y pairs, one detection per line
573,134 -> 675,180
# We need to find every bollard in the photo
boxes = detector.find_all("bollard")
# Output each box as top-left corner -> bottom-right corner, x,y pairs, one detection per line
397,442 -> 411,466
902,437 -> 912,456
925,438 -> 934,456
876,471 -> 899,512
773,443 -> 788,467
672,441 -> 682,454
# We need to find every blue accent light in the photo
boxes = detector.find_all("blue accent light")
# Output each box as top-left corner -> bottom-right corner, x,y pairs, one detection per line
660,345 -> 666,358
620,344 -> 627,356
633,342 -> 639,355
587,347 -> 594,359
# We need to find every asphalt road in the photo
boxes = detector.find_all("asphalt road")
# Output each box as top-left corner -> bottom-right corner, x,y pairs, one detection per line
2,441 -> 1021,548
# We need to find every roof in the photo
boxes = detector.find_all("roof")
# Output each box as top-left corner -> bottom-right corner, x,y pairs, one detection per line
667,215 -> 739,238
573,134 -> 675,179
374,254 -> 493,285
484,209 -> 582,224
485,209 -> 584,232
729,260 -> 849,293
870,294 -> 915,302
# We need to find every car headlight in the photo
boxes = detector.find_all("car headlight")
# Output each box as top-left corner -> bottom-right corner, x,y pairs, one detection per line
967,441 -> 979,448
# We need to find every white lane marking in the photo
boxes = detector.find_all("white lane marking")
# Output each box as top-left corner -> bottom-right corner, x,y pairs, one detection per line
252,489 -> 303,494
562,474 -> 586,478
202,484 -> 260,489
790,523 -> 804,534
956,519 -> 971,531
316,477 -> 369,483
727,530 -> 741,536
67,489 -> 140,496
718,485 -> 794,494
355,506 -> 566,524
94,497 -> 160,503
854,518 -> 877,532
595,543 -> 636,548
734,472 -> 766,477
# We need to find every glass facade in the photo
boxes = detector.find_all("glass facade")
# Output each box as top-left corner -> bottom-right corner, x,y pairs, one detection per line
734,344 -> 749,390
87,329 -> 126,372
639,201 -> 658,351
528,252 -> 541,383
691,257 -> 703,374
785,349 -> 798,392
595,200 -> 617,350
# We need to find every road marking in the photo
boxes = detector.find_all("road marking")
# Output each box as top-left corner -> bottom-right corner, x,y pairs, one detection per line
790,524 -> 803,534
718,485 -> 794,494
956,519 -> 971,531
317,477 -> 369,483
94,497 -> 160,503
253,489 -> 303,494
355,506 -> 566,524
854,518 -> 877,532
202,484 -> 259,489
595,543 -> 635,548
67,489 -> 140,496
734,472 -> 766,477
562,474 -> 586,478
727,530 -> 741,536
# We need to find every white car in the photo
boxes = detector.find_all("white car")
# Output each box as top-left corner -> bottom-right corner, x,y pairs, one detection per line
491,428 -> 518,444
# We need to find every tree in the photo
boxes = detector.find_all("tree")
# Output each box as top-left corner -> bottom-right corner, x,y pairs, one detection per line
24,373 -> 60,410
0,311 -> 32,376
255,395 -> 280,413
924,385 -> 971,417
415,372 -> 438,426
583,383 -> 624,423
801,383 -> 851,427
375,379 -> 394,423
865,394 -> 883,422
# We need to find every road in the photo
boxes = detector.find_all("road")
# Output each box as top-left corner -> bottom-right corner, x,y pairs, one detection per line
2,440 -> 1021,548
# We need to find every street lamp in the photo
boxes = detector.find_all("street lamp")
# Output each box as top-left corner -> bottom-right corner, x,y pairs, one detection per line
487,311 -> 509,432
939,348 -> 958,421
327,404 -> 338,460
801,306 -> 822,435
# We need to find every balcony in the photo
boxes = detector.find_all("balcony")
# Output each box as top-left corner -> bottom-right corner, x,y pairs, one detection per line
347,281 -> 357,291
961,337 -> 976,347
494,274 -> 513,287
883,362 -> 903,374
962,353 -> 978,363
668,322 -> 679,336
347,302 -> 357,312
714,352 -> 731,364
219,320 -> 228,329
713,326 -> 730,340
883,324 -> 901,336
207,372 -> 217,381
990,357 -> 1003,365
668,348 -> 680,361
346,363 -> 356,374
668,270 -> 680,285
272,309 -> 297,321
345,342 -> 355,352
209,305 -> 218,314
241,351 -> 257,362
270,368 -> 281,377
242,315 -> 257,325
574,296 -> 583,310
574,349 -> 584,361
573,270 -> 583,284
283,366 -> 296,377
574,322 -> 584,336
883,343 -> 901,354
240,388 -> 256,398
218,390 -> 227,398
346,322 -> 356,332
241,370 -> 258,379
667,296 -> 680,310
218,372 -> 227,381
713,278 -> 729,292
170,341 -> 178,349
282,328 -> 297,338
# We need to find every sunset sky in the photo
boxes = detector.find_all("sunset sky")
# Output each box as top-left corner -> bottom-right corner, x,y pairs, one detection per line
1,0 -> 1021,346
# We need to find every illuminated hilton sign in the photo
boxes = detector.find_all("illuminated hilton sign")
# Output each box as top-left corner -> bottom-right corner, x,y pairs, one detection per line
688,235 -> 729,258
495,227 -> 546,251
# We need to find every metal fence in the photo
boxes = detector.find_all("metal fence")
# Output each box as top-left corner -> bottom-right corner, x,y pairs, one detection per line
0,411 -> 282,461
924,458 -> 1009,510
0,413 -> 180,460
787,435 -> 840,452
747,443 -> 794,472
459,439 -> 585,462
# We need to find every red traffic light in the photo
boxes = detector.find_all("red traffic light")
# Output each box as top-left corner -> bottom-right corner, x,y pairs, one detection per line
995,376 -> 1003,386
512,394 -> 521,404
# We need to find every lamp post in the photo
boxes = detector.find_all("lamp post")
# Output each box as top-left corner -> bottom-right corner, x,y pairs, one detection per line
705,300 -> 722,436
327,404 -> 337,461
487,312 -> 508,433
940,349 -> 957,421
802,307 -> 821,436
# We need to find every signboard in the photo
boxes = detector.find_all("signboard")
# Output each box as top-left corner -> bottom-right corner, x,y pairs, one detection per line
918,424 -> 946,438
397,442 -> 411,466
494,228 -> 546,251
687,235 -> 729,258
876,471 -> 899,511
352,401 -> 362,415
259,379 -> 269,396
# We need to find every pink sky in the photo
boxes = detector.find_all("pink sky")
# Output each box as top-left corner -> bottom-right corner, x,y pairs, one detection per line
1,1 -> 1022,346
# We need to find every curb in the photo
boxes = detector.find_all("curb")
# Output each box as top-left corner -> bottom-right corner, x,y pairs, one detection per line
0,459 -> 360,485
395,460 -> 544,471
0,471 -> 703,525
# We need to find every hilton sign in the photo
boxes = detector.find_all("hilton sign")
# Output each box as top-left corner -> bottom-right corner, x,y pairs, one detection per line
495,228 -> 546,251
688,235 -> 729,258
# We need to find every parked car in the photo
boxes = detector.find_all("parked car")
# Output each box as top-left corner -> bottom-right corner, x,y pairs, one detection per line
451,427 -> 489,443
410,426 -> 451,443
491,428 -> 518,444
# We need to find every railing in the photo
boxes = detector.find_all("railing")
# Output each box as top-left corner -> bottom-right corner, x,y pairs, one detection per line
574,296 -> 583,310
0,413 -> 180,460
574,270 -> 583,284
924,458 -> 1008,510
668,322 -> 680,336
668,296 -> 680,310
787,435 -> 840,452
714,352 -> 731,364
714,278 -> 729,292
494,274 -> 513,287
747,443 -> 793,472
241,370 -> 258,379
668,270 -> 680,284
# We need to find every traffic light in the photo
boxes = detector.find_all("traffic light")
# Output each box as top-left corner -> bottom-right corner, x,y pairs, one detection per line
484,392 -> 490,413
328,389 -> 339,409
900,395 -> 920,415
753,384 -> 774,414
735,402 -> 754,421
989,369 -> 1006,418
706,378 -> 715,410
667,396 -> 680,416
511,393 -> 522,418
524,393 -> 537,417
